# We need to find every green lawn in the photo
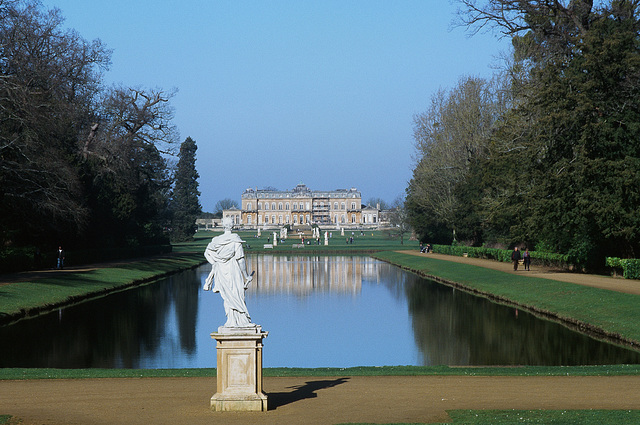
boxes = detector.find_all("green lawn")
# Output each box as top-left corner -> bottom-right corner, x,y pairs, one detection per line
443,409 -> 640,424
176,229 -> 418,254
2,364 -> 640,380
338,410 -> 640,425
0,252 -> 203,324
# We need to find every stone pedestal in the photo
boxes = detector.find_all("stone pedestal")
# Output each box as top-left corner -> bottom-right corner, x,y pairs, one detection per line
210,327 -> 268,412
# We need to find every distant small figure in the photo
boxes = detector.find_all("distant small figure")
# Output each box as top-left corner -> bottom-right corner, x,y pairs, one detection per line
34,248 -> 42,269
56,246 -> 65,269
523,248 -> 531,271
511,247 -> 521,271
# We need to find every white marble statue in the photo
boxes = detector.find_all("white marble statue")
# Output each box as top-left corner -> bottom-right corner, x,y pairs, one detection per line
204,217 -> 256,329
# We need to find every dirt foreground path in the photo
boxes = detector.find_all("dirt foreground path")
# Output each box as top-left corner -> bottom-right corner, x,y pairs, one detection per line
2,375 -> 640,425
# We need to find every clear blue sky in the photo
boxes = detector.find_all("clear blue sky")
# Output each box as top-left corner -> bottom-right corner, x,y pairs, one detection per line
41,0 -> 508,212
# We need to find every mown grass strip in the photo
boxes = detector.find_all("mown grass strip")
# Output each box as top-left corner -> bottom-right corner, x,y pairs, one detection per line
372,251 -> 640,347
2,364 -> 640,380
0,253 -> 204,324
444,409 -> 640,425
178,230 -> 418,255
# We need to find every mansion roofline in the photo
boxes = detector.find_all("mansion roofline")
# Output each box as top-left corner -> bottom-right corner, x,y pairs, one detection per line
242,184 -> 361,200
223,184 -> 388,229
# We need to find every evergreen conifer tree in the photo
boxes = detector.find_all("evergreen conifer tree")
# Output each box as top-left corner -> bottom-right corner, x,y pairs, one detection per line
171,137 -> 202,241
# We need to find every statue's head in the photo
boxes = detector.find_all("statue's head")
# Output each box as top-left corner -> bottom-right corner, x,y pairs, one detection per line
222,217 -> 233,231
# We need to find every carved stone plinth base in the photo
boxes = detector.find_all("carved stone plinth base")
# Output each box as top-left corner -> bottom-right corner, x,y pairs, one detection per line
210,328 -> 268,412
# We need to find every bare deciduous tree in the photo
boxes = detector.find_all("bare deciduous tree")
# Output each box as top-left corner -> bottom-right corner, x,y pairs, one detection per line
0,0 -> 111,241
409,76 -> 505,230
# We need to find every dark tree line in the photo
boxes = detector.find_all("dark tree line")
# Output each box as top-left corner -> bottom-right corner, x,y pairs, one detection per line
408,0 -> 640,270
0,0 -> 200,263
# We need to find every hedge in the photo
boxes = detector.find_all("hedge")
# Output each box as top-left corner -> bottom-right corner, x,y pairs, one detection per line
432,244 -> 571,269
605,257 -> 640,280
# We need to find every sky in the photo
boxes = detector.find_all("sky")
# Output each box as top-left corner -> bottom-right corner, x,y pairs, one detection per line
40,0 -> 509,212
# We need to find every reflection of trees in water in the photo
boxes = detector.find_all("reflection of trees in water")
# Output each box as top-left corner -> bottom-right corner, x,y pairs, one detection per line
171,269 -> 199,354
0,269 -> 200,368
404,274 -> 640,366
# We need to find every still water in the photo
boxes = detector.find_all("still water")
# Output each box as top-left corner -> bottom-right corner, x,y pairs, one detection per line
1,255 -> 639,368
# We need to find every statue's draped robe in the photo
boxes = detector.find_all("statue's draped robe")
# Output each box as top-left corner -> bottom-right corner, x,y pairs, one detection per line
204,233 -> 252,327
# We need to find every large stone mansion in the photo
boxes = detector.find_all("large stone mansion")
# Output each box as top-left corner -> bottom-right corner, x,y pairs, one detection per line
221,184 -> 384,229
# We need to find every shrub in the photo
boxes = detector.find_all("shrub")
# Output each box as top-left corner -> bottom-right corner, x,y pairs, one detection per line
623,260 -> 640,280
607,257 -> 640,280
432,244 -> 570,268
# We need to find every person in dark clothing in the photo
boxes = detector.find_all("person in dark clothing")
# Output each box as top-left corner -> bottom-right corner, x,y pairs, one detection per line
511,247 -> 521,271
523,248 -> 531,271
56,246 -> 65,269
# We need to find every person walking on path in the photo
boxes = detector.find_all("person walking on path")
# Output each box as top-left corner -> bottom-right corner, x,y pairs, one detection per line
523,248 -> 531,271
511,247 -> 521,271
56,246 -> 65,269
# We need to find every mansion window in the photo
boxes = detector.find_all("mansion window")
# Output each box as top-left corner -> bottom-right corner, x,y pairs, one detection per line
334,202 -> 338,210
341,202 -> 345,210
259,202 -> 263,210
351,202 -> 356,210
271,203 -> 276,210
278,202 -> 283,210
286,203 -> 290,210
247,202 -> 252,210
265,203 -> 269,210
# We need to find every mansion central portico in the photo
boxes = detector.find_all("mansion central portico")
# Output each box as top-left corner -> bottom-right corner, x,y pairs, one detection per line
228,184 -> 373,229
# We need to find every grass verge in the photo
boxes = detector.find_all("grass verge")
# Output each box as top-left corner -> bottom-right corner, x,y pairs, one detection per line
0,253 -> 204,325
372,251 -> 640,348
2,364 -> 640,380
443,409 -> 640,425
177,230 -> 419,255
338,409 -> 640,425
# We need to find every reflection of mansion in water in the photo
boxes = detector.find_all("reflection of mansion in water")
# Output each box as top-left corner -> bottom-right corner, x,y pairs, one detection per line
223,184 -> 384,229
245,255 -> 381,296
